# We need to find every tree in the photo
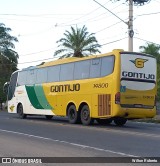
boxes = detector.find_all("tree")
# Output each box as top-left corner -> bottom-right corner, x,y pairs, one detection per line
139,43 -> 160,101
0,23 -> 18,105
54,25 -> 101,59
139,43 -> 160,63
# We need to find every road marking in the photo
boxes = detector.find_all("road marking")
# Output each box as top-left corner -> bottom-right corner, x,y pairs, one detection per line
0,128 -> 139,158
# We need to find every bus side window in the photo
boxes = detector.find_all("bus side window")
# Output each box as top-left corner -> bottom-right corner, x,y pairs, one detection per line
101,56 -> 115,77
26,69 -> 37,85
74,60 -> 90,80
90,58 -> 101,78
36,68 -> 47,84
47,65 -> 60,82
60,63 -> 74,81
18,71 -> 27,86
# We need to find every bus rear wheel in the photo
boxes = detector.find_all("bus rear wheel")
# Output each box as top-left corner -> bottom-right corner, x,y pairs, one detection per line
80,105 -> 93,125
17,104 -> 26,119
67,105 -> 79,124
96,118 -> 112,125
114,117 -> 127,126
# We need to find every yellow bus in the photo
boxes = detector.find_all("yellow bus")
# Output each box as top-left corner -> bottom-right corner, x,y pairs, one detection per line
5,49 -> 157,126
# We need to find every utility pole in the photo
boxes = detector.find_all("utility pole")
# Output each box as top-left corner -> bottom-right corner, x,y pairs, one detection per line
93,0 -> 151,52
128,0 -> 134,51
93,0 -> 133,51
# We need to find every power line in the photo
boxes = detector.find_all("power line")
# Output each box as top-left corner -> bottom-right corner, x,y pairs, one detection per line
19,48 -> 56,56
93,0 -> 128,26
18,37 -> 127,65
57,0 -> 111,26
57,8 -> 128,28
134,37 -> 160,46
0,13 -> 86,23
1,1 -> 128,29
18,57 -> 57,64
55,13 -> 109,27
135,11 -> 160,18
0,17 -> 50,24
17,36 -> 159,65
98,32 -> 127,41
0,13 -> 84,17
100,37 -> 128,46
18,27 -> 54,37
94,20 -> 127,34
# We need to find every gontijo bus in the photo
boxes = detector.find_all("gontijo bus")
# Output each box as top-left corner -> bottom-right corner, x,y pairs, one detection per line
4,49 -> 157,126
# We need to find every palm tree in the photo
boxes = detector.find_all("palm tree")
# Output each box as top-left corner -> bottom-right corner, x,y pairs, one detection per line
139,43 -> 160,63
54,25 -> 101,59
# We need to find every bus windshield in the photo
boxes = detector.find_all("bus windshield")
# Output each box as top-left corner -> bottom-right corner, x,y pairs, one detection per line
7,72 -> 18,100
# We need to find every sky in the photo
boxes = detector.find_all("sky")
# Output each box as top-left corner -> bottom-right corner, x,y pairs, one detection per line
0,0 -> 160,69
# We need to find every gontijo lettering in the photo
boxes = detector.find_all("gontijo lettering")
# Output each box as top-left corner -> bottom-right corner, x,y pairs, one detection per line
50,83 -> 80,92
122,71 -> 155,80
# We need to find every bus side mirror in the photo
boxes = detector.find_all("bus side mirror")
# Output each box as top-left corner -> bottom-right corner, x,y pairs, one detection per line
3,82 -> 9,94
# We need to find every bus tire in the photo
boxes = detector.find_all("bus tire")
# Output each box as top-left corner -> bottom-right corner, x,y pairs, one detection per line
17,104 -> 26,119
67,105 -> 79,124
45,115 -> 53,120
80,105 -> 93,125
114,117 -> 127,126
96,118 -> 112,125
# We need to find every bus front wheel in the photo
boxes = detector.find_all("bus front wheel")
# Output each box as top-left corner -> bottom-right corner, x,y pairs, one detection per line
80,105 -> 93,125
67,105 -> 79,124
114,117 -> 127,126
17,104 -> 27,119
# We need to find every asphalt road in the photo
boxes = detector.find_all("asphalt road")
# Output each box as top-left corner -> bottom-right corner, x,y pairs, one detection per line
0,111 -> 160,166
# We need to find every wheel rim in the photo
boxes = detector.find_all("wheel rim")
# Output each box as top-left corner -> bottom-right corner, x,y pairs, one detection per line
82,109 -> 89,121
69,109 -> 76,120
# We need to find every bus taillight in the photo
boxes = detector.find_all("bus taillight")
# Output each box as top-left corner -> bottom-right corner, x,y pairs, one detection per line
115,92 -> 120,104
